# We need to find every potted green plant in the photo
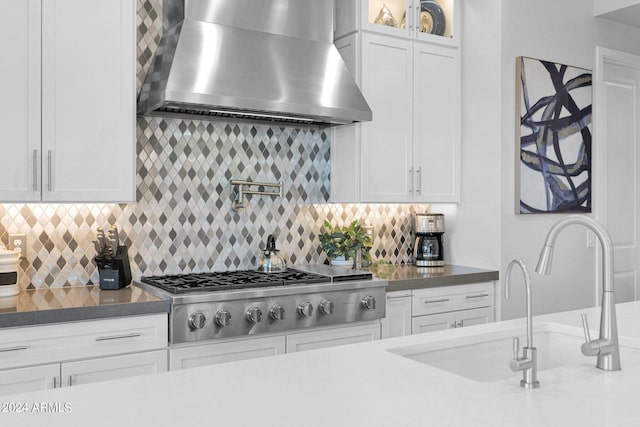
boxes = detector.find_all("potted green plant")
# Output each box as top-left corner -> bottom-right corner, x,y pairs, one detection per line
318,220 -> 372,267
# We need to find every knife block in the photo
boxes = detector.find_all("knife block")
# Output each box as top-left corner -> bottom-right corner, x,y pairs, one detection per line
95,246 -> 132,290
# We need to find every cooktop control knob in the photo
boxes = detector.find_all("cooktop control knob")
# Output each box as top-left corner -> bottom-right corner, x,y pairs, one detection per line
319,299 -> 335,315
188,312 -> 207,330
269,304 -> 285,320
361,295 -> 376,310
297,301 -> 314,317
214,310 -> 231,327
246,306 -> 263,323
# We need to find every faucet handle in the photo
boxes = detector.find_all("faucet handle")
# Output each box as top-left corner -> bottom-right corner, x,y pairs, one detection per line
580,313 -> 592,343
512,336 -> 521,360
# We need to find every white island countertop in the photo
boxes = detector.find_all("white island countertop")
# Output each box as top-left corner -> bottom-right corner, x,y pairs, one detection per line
4,302 -> 640,427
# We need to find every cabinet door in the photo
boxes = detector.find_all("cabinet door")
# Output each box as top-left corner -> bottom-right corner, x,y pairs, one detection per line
286,322 -> 380,353
412,312 -> 455,334
360,33 -> 413,202
169,336 -> 286,370
360,0 -> 412,38
41,0 -> 135,202
381,292 -> 412,339
61,350 -> 167,387
0,0 -> 41,201
0,314 -> 167,370
455,307 -> 495,328
412,42 -> 460,202
412,283 -> 494,317
0,364 -> 59,397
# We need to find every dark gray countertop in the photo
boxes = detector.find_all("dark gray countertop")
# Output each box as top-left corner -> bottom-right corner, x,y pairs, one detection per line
0,284 -> 171,328
375,264 -> 499,292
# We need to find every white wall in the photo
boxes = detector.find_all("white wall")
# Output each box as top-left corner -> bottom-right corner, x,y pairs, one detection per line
430,0 -> 640,320
499,0 -> 640,319
442,0 -> 502,274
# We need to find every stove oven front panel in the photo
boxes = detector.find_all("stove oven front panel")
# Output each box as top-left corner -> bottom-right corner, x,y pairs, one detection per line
169,287 -> 386,344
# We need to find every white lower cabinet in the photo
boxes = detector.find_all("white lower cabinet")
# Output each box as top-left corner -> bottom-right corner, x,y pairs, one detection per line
0,364 -> 59,396
380,291 -> 412,339
61,350 -> 167,387
169,321 -> 381,370
170,336 -> 286,370
383,283 -> 496,337
412,307 -> 495,334
286,321 -> 380,353
0,314 -> 168,396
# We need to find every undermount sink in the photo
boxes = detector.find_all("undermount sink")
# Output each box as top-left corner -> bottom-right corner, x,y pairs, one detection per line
388,322 -> 640,382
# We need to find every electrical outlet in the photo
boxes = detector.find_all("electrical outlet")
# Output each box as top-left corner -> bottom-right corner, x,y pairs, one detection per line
364,225 -> 375,240
9,234 -> 27,259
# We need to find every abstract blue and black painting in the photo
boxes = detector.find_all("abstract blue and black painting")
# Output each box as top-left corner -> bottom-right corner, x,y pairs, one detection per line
516,56 -> 592,214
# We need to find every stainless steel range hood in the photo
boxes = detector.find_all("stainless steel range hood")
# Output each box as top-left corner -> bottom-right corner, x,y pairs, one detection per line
137,0 -> 372,127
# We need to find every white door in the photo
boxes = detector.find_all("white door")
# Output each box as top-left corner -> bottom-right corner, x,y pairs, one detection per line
412,312 -> 455,334
360,33 -> 413,202
0,364 -> 59,396
381,292 -> 412,338
595,48 -> 640,303
412,42 -> 460,203
61,350 -> 167,386
41,0 -> 135,202
455,307 -> 495,328
286,322 -> 380,353
169,336 -> 285,370
0,0 -> 41,201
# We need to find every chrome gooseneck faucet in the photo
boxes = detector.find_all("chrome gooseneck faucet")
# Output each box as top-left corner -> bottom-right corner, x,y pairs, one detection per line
505,259 -> 539,389
535,215 -> 621,371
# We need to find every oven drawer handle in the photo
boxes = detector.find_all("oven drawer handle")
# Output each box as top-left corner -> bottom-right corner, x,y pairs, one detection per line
95,332 -> 142,342
465,293 -> 490,299
423,298 -> 450,304
0,345 -> 30,353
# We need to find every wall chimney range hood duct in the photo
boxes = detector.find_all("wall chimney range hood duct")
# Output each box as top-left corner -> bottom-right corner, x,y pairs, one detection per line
137,0 -> 372,128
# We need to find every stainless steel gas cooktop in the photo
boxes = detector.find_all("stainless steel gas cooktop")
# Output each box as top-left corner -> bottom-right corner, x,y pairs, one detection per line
137,265 -> 384,344
140,268 -> 330,294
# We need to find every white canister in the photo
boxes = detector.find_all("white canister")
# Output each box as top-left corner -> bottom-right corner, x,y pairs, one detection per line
0,245 -> 20,297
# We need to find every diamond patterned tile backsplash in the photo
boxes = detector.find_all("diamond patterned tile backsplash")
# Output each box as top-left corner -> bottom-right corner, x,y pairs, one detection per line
0,0 -> 426,289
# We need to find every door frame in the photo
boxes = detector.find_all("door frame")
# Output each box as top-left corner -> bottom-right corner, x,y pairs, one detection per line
594,46 -> 640,303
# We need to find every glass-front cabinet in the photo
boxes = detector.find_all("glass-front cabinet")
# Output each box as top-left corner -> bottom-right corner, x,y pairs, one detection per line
335,0 -> 458,46
331,0 -> 461,203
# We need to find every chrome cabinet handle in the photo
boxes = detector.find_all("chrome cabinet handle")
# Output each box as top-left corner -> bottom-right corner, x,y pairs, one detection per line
416,166 -> 422,195
408,168 -> 414,194
457,322 -> 463,328
415,4 -> 420,36
0,345 -> 30,353
53,377 -> 57,389
423,298 -> 450,304
387,294 -> 411,300
95,332 -> 142,342
68,375 -> 74,387
47,150 -> 52,192
32,149 -> 38,191
465,293 -> 490,299
408,4 -> 413,31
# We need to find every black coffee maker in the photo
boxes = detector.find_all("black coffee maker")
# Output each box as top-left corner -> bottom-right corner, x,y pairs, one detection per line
414,213 -> 445,267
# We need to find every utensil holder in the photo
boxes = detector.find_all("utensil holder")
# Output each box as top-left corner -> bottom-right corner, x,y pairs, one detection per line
94,246 -> 132,290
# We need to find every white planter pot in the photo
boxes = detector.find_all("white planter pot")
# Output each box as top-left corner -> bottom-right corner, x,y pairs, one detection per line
330,257 -> 352,267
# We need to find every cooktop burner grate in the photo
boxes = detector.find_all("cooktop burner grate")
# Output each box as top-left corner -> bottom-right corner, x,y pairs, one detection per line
141,268 -> 330,294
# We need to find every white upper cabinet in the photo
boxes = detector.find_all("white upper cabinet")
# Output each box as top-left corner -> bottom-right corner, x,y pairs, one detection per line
0,0 -> 41,202
331,0 -> 460,203
335,0 -> 459,46
0,0 -> 136,203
